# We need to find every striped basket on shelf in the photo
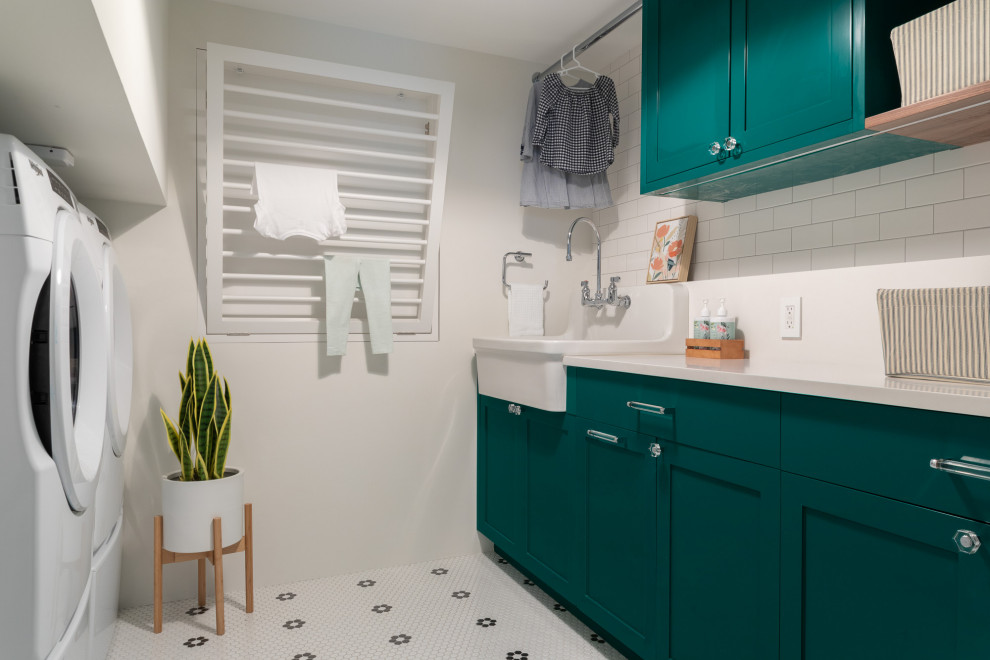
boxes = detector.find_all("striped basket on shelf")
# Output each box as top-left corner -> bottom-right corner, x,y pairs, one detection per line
877,286 -> 990,384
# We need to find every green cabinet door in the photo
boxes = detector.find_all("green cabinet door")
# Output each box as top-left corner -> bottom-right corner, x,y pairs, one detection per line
574,417 -> 661,660
522,410 -> 577,599
661,444 -> 780,660
477,396 -> 525,553
643,0 -> 732,185
781,473 -> 990,659
731,0 -> 858,158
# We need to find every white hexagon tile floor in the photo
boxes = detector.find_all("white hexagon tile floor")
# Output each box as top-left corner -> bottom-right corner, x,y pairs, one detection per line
109,548 -> 630,659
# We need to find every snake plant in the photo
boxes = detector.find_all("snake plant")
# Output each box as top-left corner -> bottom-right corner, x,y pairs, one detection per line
160,338 -> 233,481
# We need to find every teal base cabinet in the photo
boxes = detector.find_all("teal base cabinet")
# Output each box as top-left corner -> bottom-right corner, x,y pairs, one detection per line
662,443 -> 780,660
478,370 -> 990,660
573,417 -> 662,660
476,396 -> 578,599
781,473 -> 990,659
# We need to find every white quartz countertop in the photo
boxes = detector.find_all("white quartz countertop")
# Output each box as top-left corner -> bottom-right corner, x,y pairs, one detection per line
562,354 -> 990,418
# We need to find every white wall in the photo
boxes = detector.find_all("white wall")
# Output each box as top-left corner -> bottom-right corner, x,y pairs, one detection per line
90,0 -> 169,197
95,0 -> 594,609
594,46 -> 990,368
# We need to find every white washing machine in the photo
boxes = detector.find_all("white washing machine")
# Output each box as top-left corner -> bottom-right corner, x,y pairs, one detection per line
77,203 -> 132,660
0,135 -> 108,659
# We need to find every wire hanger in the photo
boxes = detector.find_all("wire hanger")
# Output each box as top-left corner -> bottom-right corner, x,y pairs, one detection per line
558,45 -> 599,82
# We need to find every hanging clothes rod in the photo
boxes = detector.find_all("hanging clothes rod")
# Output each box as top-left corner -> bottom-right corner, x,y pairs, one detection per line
532,1 -> 643,82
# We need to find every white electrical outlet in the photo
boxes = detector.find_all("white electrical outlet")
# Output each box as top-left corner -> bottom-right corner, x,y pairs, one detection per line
780,296 -> 802,339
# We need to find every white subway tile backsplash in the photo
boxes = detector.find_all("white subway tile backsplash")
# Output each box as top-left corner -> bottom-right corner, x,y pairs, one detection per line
964,227 -> 990,256
755,228 -> 792,254
773,201 -> 813,229
620,216 -> 649,237
934,140 -> 990,172
618,199 -> 639,221
811,191 -> 856,223
689,261 -> 711,280
738,255 -> 774,277
879,205 -> 934,239
605,254 -> 627,272
723,234 -> 757,259
695,220 -> 711,243
791,222 -> 833,250
964,163 -> 990,198
602,239 -> 617,258
710,215 -> 740,239
696,201 -> 726,221
832,214 -> 880,245
792,178 -> 833,201
599,204 -> 619,224
739,208 -> 774,234
756,187 -> 793,209
934,195 -> 990,232
855,238 -> 905,266
618,233 -> 648,255
629,74 -> 642,95
905,170 -> 964,207
812,245 -> 855,270
772,250 -> 812,273
834,167 -> 880,192
906,231 -> 963,262
879,154 -> 934,183
709,259 -> 739,279
723,194 -> 757,216
856,181 -> 905,215
694,239 -> 724,262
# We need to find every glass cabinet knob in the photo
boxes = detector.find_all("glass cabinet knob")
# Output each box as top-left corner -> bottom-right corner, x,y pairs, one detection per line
708,141 -> 722,156
954,530 -> 982,554
723,136 -> 738,151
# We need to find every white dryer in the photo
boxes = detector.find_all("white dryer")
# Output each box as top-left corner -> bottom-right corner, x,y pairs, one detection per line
77,203 -> 132,660
0,135 -> 108,659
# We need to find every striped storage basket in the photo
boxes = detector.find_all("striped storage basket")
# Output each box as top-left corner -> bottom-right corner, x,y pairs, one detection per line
877,287 -> 990,383
890,0 -> 990,106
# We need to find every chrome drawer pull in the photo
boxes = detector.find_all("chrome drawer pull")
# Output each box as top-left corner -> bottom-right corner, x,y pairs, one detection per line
587,429 -> 619,444
929,457 -> 990,482
627,401 -> 667,416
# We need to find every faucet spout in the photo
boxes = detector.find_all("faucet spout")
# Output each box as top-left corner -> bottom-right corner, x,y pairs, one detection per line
565,216 -> 601,298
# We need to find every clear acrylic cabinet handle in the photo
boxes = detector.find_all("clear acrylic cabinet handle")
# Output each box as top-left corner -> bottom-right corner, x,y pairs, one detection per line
954,530 -> 982,555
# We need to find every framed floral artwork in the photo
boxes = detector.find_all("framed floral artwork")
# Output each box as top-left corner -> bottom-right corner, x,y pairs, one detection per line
646,215 -> 698,283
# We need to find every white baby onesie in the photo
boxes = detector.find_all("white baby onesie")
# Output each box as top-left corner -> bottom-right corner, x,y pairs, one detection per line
252,162 -> 347,241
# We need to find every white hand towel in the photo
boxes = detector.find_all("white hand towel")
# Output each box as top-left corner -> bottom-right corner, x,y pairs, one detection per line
253,162 -> 346,241
508,283 -> 545,337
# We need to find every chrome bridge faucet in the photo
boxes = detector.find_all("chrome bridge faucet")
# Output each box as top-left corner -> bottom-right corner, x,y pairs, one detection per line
565,216 -> 631,309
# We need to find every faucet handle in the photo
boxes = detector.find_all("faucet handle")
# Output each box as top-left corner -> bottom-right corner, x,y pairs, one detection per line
580,280 -> 589,288
610,276 -> 621,284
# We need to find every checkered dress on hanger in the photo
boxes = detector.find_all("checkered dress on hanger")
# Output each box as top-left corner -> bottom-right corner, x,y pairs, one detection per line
532,73 -> 620,175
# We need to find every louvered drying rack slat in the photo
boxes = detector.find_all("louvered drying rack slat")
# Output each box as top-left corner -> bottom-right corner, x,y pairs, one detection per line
205,43 -> 454,338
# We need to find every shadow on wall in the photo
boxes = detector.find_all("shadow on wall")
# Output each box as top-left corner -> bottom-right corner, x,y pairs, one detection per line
84,200 -> 163,238
315,339 -> 390,379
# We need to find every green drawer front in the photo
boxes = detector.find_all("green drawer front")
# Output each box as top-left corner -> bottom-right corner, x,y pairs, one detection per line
782,394 -> 990,524
672,380 -> 781,468
569,367 -> 675,436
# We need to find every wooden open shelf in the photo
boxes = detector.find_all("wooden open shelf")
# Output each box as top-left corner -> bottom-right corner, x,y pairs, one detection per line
866,80 -> 990,147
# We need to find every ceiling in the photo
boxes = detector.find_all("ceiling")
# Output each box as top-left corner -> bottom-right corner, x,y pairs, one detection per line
211,0 -> 643,72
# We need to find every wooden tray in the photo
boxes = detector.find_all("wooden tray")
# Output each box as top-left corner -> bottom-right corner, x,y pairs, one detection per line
685,338 -> 744,359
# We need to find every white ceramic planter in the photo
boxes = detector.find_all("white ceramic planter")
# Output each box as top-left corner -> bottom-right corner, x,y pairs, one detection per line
161,468 -> 244,553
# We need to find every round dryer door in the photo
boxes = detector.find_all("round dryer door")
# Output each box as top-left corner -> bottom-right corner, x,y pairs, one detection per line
103,243 -> 132,456
49,210 -> 108,513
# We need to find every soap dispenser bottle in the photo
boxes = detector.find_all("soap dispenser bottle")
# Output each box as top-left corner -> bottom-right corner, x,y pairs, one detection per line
693,299 -> 711,339
711,298 -> 736,340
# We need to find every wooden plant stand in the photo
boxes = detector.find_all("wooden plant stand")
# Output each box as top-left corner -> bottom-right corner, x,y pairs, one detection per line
154,503 -> 254,635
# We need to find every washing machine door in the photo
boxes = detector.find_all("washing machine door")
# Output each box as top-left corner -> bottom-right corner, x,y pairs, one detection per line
103,243 -> 132,456
50,210 -> 108,513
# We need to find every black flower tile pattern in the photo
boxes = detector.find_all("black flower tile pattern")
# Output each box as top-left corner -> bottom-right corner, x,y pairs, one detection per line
506,652 -> 529,659
431,567 -> 449,575
523,579 -> 535,586
357,579 -> 376,588
276,592 -> 297,601
292,654 -> 316,660
497,557 -> 509,564
183,636 -> 208,648
371,604 -> 392,614
476,617 -> 497,628
553,603 -> 567,612
282,619 -> 306,630
389,634 -> 412,645
590,633 -> 606,644
185,606 -> 208,616
451,590 -> 471,599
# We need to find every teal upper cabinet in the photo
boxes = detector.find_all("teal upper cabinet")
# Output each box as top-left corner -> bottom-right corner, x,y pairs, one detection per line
645,0 -> 732,184
643,0 -> 860,192
732,0 -> 856,156
641,0 -> 957,200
